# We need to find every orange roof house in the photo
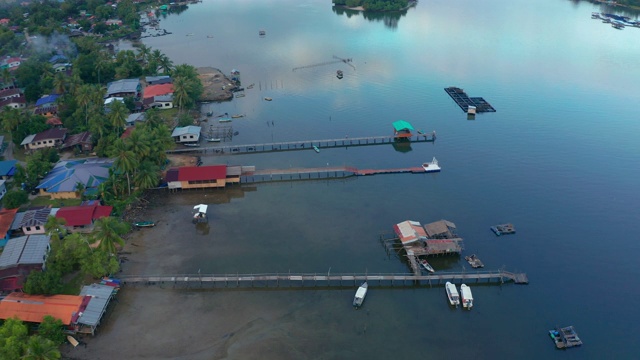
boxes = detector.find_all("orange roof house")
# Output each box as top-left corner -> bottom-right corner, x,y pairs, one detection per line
143,83 -> 173,99
393,220 -> 427,245
0,208 -> 18,247
0,292 -> 88,325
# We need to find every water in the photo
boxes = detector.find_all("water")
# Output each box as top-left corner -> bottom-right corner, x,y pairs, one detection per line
132,0 -> 640,358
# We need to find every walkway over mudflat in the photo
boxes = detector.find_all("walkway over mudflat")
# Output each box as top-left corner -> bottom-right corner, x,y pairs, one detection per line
166,134 -> 436,156
119,270 -> 528,288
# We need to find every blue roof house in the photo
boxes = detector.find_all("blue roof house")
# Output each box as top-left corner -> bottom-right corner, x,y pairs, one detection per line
36,158 -> 113,199
35,94 -> 60,108
0,160 -> 17,180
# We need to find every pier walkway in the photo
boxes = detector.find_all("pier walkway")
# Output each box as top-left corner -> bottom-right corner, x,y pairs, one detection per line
119,270 -> 528,289
166,134 -> 436,156
240,165 -> 429,183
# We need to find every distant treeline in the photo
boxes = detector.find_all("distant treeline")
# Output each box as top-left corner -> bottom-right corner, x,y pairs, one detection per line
332,0 -> 410,12
616,0 -> 640,8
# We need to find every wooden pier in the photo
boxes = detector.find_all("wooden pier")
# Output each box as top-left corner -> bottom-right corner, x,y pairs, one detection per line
445,87 -> 496,113
240,164 -> 433,183
119,270 -> 528,288
166,134 -> 436,156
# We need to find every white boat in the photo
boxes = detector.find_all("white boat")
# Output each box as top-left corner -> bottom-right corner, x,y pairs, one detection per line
420,259 -> 435,273
422,157 -> 441,173
353,282 -> 368,308
460,284 -> 473,310
445,282 -> 460,307
313,146 -> 320,153
206,138 -> 221,142
219,118 -> 232,123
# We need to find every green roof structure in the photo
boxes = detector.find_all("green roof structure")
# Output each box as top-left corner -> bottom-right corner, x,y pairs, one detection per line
392,120 -> 415,132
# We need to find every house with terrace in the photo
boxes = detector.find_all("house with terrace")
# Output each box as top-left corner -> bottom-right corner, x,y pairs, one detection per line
18,208 -> 57,235
171,126 -> 201,144
36,158 -> 113,199
105,79 -> 141,99
21,128 -> 68,151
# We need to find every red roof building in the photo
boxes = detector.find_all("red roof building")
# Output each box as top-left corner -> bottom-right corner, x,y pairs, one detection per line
0,208 -> 18,247
167,165 -> 234,189
56,204 -> 112,230
143,83 -> 173,99
0,292 -> 88,325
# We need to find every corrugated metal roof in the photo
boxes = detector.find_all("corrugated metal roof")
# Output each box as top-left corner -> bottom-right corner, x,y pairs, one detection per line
10,212 -> 25,231
178,165 -> 226,181
106,79 -> 139,96
77,284 -> 115,326
143,83 -> 173,99
392,120 -> 415,132
226,166 -> 241,176
393,220 -> 426,245
20,134 -> 35,146
36,158 -> 113,193
0,292 -> 84,325
35,94 -> 60,107
32,128 -> 67,142
0,160 -> 17,176
171,126 -> 201,137
0,234 -> 50,268
0,208 -> 18,239
19,208 -> 52,228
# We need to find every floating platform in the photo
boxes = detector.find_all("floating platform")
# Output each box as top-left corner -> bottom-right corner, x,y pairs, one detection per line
465,254 -> 484,268
491,223 -> 516,236
549,326 -> 583,349
444,87 -> 496,113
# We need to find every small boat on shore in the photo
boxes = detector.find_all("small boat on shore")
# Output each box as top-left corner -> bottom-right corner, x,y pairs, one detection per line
134,221 -> 155,228
231,114 -> 245,118
353,282 -> 368,308
420,259 -> 435,273
235,93 -> 245,98
219,118 -> 232,123
264,97 -> 272,101
445,282 -> 460,307
247,83 -> 255,89
206,138 -> 221,142
422,157 -> 441,173
183,143 -> 200,147
313,145 -> 320,153
460,284 -> 473,309
337,70 -> 343,79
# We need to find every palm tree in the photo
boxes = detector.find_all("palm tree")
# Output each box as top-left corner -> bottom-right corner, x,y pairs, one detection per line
1,107 -> 21,133
172,76 -> 191,113
22,335 -> 61,360
44,215 -> 67,245
107,100 -> 128,136
52,72 -> 66,95
92,217 -> 127,256
136,44 -> 152,64
95,58 -> 108,85
134,161 -> 159,190
158,54 -> 173,75
125,130 -> 150,158
1,68 -> 11,84
68,73 -> 82,96
108,139 -> 138,195
75,84 -> 92,126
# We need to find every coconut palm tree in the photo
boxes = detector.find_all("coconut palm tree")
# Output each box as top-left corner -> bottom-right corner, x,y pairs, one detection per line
125,130 -> 150,158
172,76 -> 191,113
52,72 -> 66,95
107,100 -> 128,136
157,54 -> 173,75
92,217 -> 128,256
1,107 -> 21,133
22,335 -> 61,360
136,44 -> 152,64
75,84 -> 92,126
108,139 -> 138,195
1,68 -> 12,84
134,161 -> 159,190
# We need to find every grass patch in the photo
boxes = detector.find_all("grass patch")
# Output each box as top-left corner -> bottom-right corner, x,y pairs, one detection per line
28,196 -> 82,208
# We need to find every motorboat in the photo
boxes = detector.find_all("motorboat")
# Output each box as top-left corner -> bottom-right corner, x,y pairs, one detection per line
206,138 -> 221,142
353,282 -> 368,308
313,146 -> 320,153
183,143 -> 200,147
460,284 -> 473,309
134,221 -> 155,228
420,259 -> 435,273
445,282 -> 460,307
422,157 -> 441,173
219,118 -> 232,123
264,97 -> 272,101
231,114 -> 245,118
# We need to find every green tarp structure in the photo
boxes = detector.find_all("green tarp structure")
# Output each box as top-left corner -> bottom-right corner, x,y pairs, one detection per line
392,120 -> 415,132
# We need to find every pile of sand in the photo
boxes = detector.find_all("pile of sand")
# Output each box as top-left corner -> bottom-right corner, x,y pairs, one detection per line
198,67 -> 235,102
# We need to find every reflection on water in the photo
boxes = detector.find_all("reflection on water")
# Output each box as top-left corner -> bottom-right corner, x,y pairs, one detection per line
331,4 -> 416,29
195,222 -> 210,235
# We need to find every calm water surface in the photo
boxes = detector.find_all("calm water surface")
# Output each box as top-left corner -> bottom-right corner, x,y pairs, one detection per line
134,0 -> 640,358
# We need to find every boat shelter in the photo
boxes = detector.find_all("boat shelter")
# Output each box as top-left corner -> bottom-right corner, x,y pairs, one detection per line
76,284 -> 117,335
392,120 -> 415,138
393,220 -> 427,245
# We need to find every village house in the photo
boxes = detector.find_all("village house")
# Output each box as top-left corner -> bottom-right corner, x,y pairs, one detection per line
143,83 -> 173,99
143,95 -> 173,109
0,88 -> 22,101
105,79 -> 140,99
0,80 -> 16,91
423,219 -> 458,239
36,158 -> 113,199
0,160 -> 17,180
105,19 -> 123,26
18,208 -> 56,235
0,234 -> 50,292
0,94 -> 26,109
125,112 -> 145,127
0,292 -> 84,326
55,203 -> 112,232
0,57 -> 22,70
0,208 -> 18,248
34,94 -> 60,117
53,62 -> 72,72
46,116 -> 64,127
48,54 -> 68,64
60,131 -> 93,153
145,75 -> 172,85
0,18 -> 10,26
20,128 -> 68,151
171,126 -> 201,144
394,220 -> 428,246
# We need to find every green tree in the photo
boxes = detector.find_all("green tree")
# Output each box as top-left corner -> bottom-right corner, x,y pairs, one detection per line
23,270 -> 63,296
92,216 -> 128,256
44,215 -> 67,244
134,161 -> 159,190
107,100 -> 128,136
52,72 -> 66,95
0,318 -> 28,360
22,335 -> 61,360
80,248 -> 120,278
108,139 -> 138,195
37,316 -> 65,345
2,190 -> 28,209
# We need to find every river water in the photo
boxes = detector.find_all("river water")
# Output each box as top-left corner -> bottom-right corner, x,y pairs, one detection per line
132,0 -> 640,358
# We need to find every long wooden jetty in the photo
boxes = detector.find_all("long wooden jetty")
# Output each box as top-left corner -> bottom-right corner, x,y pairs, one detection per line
241,165 -> 429,183
119,270 -> 528,288
166,133 -> 436,155
445,87 -> 496,113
